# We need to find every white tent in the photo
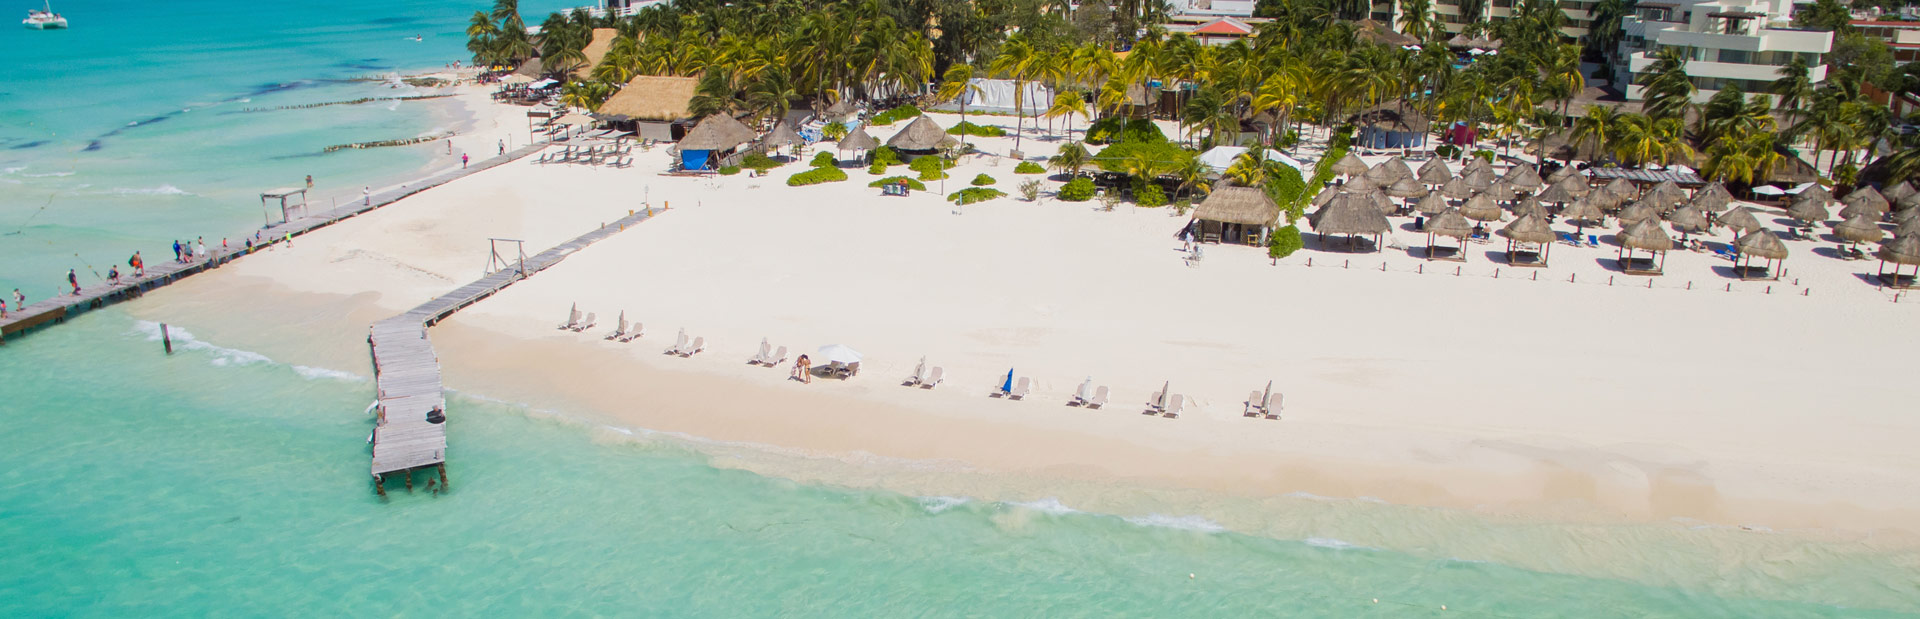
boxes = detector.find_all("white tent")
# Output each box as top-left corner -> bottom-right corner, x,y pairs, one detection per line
1196,146 -> 1304,175
957,79 -> 1055,115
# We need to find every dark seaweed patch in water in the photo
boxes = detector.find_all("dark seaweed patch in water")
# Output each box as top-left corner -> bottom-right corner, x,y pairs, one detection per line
10,140 -> 49,150
84,141 -> 103,151
97,113 -> 175,139
368,16 -> 417,24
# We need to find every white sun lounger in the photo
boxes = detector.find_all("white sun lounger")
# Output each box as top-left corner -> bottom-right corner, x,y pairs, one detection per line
1086,386 -> 1109,409
767,345 -> 787,366
558,304 -> 581,330
1245,390 -> 1265,416
620,322 -> 643,342
668,330 -> 689,355
1264,393 -> 1283,419
905,359 -> 928,386
1146,390 -> 1165,413
750,339 -> 772,365
1009,377 -> 1030,400
687,337 -> 704,356
606,313 -> 629,341
1164,394 -> 1186,418
920,367 -> 943,389
572,312 -> 595,332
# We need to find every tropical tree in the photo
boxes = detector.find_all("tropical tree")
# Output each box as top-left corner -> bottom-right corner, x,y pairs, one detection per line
936,65 -> 986,141
1047,91 -> 1090,137
1051,141 -> 1090,176
1639,47 -> 1696,122
559,80 -> 616,112
1770,56 -> 1815,127
1703,129 -> 1783,185
1610,113 -> 1693,167
990,35 -> 1045,154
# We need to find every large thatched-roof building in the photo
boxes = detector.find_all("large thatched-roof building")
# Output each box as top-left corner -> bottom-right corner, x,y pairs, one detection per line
886,116 -> 950,158
571,28 -> 620,79
595,75 -> 700,141
1310,192 -> 1390,251
1193,185 -> 1282,246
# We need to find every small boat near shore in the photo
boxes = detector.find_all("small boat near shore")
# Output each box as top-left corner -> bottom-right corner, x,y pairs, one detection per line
23,1 -> 67,29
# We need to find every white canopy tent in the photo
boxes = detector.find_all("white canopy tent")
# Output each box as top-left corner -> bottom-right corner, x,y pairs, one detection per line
1196,146 -> 1304,175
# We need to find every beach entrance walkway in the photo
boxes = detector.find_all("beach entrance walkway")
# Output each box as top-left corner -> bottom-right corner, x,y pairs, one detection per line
368,207 -> 660,496
0,141 -> 550,344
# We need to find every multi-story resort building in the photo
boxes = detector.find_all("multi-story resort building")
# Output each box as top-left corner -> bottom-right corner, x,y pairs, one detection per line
1370,0 -> 1599,40
1611,0 -> 1832,102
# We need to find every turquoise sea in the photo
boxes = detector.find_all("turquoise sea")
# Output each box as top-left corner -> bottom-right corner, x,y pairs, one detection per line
2,2 -> 1919,616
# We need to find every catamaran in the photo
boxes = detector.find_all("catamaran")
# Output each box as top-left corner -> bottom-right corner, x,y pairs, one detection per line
23,1 -> 67,29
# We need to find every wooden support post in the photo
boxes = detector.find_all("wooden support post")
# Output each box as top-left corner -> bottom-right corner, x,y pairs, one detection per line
405,471 -> 413,493
374,475 -> 386,498
161,323 -> 173,355
438,463 -> 449,491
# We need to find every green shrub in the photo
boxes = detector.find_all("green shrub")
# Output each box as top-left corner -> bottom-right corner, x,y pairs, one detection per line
868,161 -> 887,175
787,167 -> 849,186
1133,183 -> 1167,207
741,152 -> 781,171
868,104 -> 921,126
1058,176 -> 1096,201
718,165 -> 742,175
822,122 -> 848,141
1262,164 -> 1309,223
949,187 -> 1007,205
810,151 -> 837,168
947,121 -> 1007,137
1085,117 -> 1168,145
872,146 -> 903,167
972,173 -> 997,186
1471,149 -> 1496,162
868,176 -> 927,190
1018,179 -> 1042,201
1093,141 -> 1194,174
1268,225 -> 1304,259
1014,161 -> 1045,174
909,155 -> 954,180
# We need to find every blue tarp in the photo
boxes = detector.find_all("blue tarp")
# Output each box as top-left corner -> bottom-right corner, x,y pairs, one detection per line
681,149 -> 711,170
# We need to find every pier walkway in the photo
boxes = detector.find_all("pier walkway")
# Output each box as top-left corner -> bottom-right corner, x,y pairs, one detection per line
367,207 -> 658,493
0,140 -> 551,343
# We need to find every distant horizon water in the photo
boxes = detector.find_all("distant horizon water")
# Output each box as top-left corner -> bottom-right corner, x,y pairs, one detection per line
2,2 -> 1918,616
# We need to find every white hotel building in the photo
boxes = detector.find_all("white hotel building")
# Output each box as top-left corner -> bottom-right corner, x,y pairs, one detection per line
1611,0 -> 1832,103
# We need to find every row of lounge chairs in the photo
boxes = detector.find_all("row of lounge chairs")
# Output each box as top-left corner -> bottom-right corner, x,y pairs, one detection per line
1556,232 -> 1601,248
538,145 -> 634,167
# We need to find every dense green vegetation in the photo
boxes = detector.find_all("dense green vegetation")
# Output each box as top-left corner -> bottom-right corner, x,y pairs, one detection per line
869,176 -> 928,190
1268,225 -> 1304,259
972,173 -> 997,186
950,188 -> 1007,205
809,151 -> 837,168
948,121 -> 1008,137
741,152 -> 783,171
788,166 -> 849,186
869,104 -> 923,126
1057,176 -> 1096,201
1014,161 -> 1046,174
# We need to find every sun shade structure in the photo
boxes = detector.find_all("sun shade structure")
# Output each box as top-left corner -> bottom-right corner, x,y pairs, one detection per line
1502,163 -> 1545,190
1484,181 -> 1517,202
1793,184 -> 1832,206
1415,190 -> 1449,216
886,115 -> 949,153
1363,156 -> 1415,185
1498,212 -> 1556,267
1441,177 -> 1475,200
1546,165 -> 1580,183
1884,181 -> 1916,203
1331,152 -> 1369,178
1460,194 -> 1503,222
1615,218 -> 1673,275
596,75 -> 700,122
1193,185 -> 1282,246
1833,214 -> 1885,245
1422,207 -> 1474,261
1665,205 -> 1711,240
1716,206 -> 1764,236
1417,158 -> 1452,186
1313,185 -> 1343,207
671,114 -> 759,170
1509,197 -> 1548,221
837,125 -> 878,151
1786,198 -> 1827,224
1616,201 -> 1658,226
761,120 -> 803,149
1875,234 -> 1920,288
1464,167 -> 1496,191
1386,176 -> 1427,199
1559,195 -> 1607,231
1842,186 -> 1891,217
1689,183 -> 1733,213
1309,192 -> 1391,251
1731,229 -> 1788,279
1534,180 -> 1578,204
1643,180 -> 1687,212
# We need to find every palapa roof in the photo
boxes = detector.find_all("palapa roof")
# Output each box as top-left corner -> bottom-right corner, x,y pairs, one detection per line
1885,181 -> 1916,203
1386,177 -> 1426,198
1464,167 -> 1496,191
1310,192 -> 1391,236
1771,156 -> 1820,185
1364,156 -> 1415,185
1833,214 -> 1885,244
1313,185 -> 1343,207
1899,192 -> 1920,212
1416,190 -> 1449,215
1616,219 -> 1674,252
1666,205 -> 1710,233
1194,185 -> 1281,226
1897,217 -> 1920,238
1460,194 -> 1503,222
1424,208 -> 1474,239
573,28 -> 619,79
837,125 -> 878,151
1785,198 -> 1828,223
1498,213 -> 1556,244
1354,19 -> 1419,46
1841,186 -> 1890,215
1792,184 -> 1832,206
1554,174 -> 1592,197
1716,206 -> 1763,235
1547,165 -> 1581,183
1348,102 -> 1431,134
1690,183 -> 1733,212
1840,202 -> 1887,220
1644,180 -> 1686,209
823,99 -> 857,119
1876,234 -> 1920,265
1441,177 -> 1474,199
1484,182 -> 1516,201
1527,134 -> 1608,163
1417,158 -> 1452,185
1502,163 -> 1544,190
596,75 -> 699,121
1512,197 -> 1548,218
1602,178 -> 1637,200
762,120 -> 802,148
675,114 -> 758,152
1560,195 -> 1606,222
1331,152 -> 1368,176
1734,229 -> 1789,260
1367,191 -> 1394,214
1616,201 -> 1658,225
887,115 -> 947,151
513,57 -> 544,78
1534,181 -> 1577,204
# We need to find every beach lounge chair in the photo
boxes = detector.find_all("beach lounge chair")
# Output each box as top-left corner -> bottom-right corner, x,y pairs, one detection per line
1164,394 -> 1186,418
572,312 -> 596,333
606,314 -> 629,341
1586,234 -> 1599,247
921,367 -> 944,389
1070,380 -> 1094,406
1245,390 -> 1265,417
845,361 -> 860,378
620,322 -> 644,342
558,304 -> 581,330
905,360 -> 928,386
1086,386 -> 1109,409
1009,377 -> 1030,400
750,339 -> 772,365
686,337 -> 705,356
668,330 -> 689,355
768,346 -> 787,366
1146,390 -> 1165,414
1264,393 -> 1284,420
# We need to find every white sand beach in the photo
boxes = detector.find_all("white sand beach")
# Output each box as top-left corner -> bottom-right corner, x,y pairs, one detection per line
137,104 -> 1920,544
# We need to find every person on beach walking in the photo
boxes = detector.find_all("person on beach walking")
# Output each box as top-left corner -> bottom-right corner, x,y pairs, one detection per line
461,153 -> 469,168
498,140 -> 504,155
793,355 -> 812,384
68,269 -> 80,295
363,186 -> 370,206
305,174 -> 313,189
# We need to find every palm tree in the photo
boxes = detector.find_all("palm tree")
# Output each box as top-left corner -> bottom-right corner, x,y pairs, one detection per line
1051,141 -> 1090,176
1610,113 -> 1693,167
559,80 -> 615,112
1047,91 -> 1090,138
1703,129 -> 1782,185
936,65 -> 985,141
1172,156 -> 1213,199
1639,47 -> 1695,122
1770,56 -> 1814,127
745,69 -> 801,125
1545,45 -> 1584,116
989,35 -> 1043,155
1399,0 -> 1433,38
688,69 -> 736,118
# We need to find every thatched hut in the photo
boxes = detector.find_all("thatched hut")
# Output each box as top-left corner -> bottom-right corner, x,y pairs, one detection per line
1193,185 -> 1282,246
571,28 -> 620,79
1460,194 -> 1502,223
1690,183 -> 1734,213
1842,186 -> 1890,217
1716,206 -> 1764,237
1366,190 -> 1395,215
1422,207 -> 1474,261
1833,214 -> 1885,245
1441,177 -> 1474,201
1331,152 -> 1369,179
1498,213 -> 1556,266
1732,229 -> 1788,280
1502,163 -> 1545,191
1615,218 -> 1674,275
1559,195 -> 1607,232
512,57 -> 545,78
1415,190 -> 1449,216
672,114 -> 758,170
1786,198 -> 1827,225
1364,156 -> 1415,185
1875,234 -> 1920,288
837,125 -> 878,162
886,116 -> 948,159
595,75 -> 700,141
761,120 -> 803,150
1349,102 -> 1431,149
1665,205 -> 1711,241
1309,192 -> 1390,251
1418,158 -> 1452,187
1546,165 -> 1580,183
1898,192 -> 1920,213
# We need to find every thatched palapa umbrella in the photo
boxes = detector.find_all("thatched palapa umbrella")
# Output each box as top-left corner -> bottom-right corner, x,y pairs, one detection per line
1615,218 -> 1674,274
886,115 -> 949,154
1534,180 -> 1577,205
1310,192 -> 1391,251
1793,184 -> 1832,207
1885,181 -> 1917,204
1601,178 -> 1637,203
1616,201 -> 1658,226
673,113 -> 759,169
1833,214 -> 1885,245
1460,193 -> 1503,223
1509,197 -> 1548,220
1464,166 -> 1496,191
1665,205 -> 1711,241
1716,206 -> 1764,237
1842,186 -> 1890,216
1643,180 -> 1686,212
1331,152 -> 1369,179
1313,185 -> 1343,208
761,120 -> 803,150
1366,190 -> 1395,215
1417,158 -> 1452,186
1731,229 -> 1788,279
1441,177 -> 1474,201
1898,192 -> 1920,213
1423,207 -> 1474,261
1896,217 -> 1920,238
1502,163 -> 1544,191
1386,177 -> 1426,200
1874,234 -> 1920,288
1484,181 -> 1517,203
1365,156 -> 1414,185
1560,195 -> 1606,233
837,125 -> 878,153
1690,183 -> 1733,213
1498,213 -> 1556,266
1786,198 -> 1827,225
1546,165 -> 1580,183
1415,190 -> 1449,216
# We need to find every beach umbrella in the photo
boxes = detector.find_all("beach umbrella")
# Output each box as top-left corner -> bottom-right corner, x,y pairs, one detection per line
1424,207 -> 1474,237
1415,190 -> 1450,216
1686,183 -> 1733,213
556,113 -> 596,126
816,344 -> 863,365
1331,153 -> 1369,177
1417,158 -> 1452,186
1441,177 -> 1475,200
1509,197 -> 1548,220
1485,181 -> 1517,202
1313,185 -> 1343,207
1616,218 -> 1674,252
1716,206 -> 1764,236
1460,156 -> 1492,176
1897,207 -> 1920,225
1533,181 -> 1576,205
1498,213 -> 1556,244
1786,198 -> 1827,224
1643,180 -> 1686,211
1666,205 -> 1711,240
1616,201 -> 1658,226
1546,165 -> 1581,183
1550,174 -> 1591,199
1076,377 -> 1094,402
1559,195 -> 1606,232
1386,176 -> 1427,199
1367,190 -> 1395,214
1735,229 -> 1790,260
1310,192 -> 1391,242
1842,186 -> 1891,216
1460,194 -> 1503,222
1464,166 -> 1496,191
1899,193 -> 1920,213
1601,178 -> 1636,201
1364,156 -> 1413,184
1885,181 -> 1916,203
1001,369 -> 1015,394
1833,214 -> 1884,245
1897,217 -> 1920,238
503,74 -> 534,84
1793,184 -> 1832,207
1501,163 -> 1545,190
1876,234 -> 1920,265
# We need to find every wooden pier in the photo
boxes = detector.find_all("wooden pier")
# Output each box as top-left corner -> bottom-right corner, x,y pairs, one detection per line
367,207 -> 659,495
0,141 -> 550,344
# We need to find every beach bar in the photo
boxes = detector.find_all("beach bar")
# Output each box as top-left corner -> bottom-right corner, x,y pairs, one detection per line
1192,185 -> 1280,246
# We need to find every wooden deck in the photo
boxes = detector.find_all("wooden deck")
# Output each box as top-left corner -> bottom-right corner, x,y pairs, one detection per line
0,141 -> 551,344
367,207 -> 659,482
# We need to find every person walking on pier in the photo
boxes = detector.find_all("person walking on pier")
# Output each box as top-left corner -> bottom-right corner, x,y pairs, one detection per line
108,265 -> 120,285
195,237 -> 207,262
172,240 -> 183,263
1,297 -> 9,319
461,153 -> 469,169
13,288 -> 23,308
305,174 -> 313,190
68,269 -> 80,295
130,252 -> 144,277
363,186 -> 370,207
